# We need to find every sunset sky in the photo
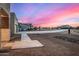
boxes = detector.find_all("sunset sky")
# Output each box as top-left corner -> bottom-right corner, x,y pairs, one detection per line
11,3 -> 79,27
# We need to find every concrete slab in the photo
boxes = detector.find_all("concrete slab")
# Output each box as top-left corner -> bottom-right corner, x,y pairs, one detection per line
17,29 -> 68,34
21,33 -> 31,40
12,40 -> 44,49
3,32 -> 44,49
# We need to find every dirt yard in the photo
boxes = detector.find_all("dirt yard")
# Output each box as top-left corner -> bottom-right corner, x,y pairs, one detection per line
7,32 -> 79,56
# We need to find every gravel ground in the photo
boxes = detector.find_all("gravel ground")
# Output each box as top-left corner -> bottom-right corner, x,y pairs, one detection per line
7,33 -> 79,56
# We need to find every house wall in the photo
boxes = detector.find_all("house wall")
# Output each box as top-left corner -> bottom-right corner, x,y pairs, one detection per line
0,3 -> 10,15
10,12 -> 19,37
0,3 -> 10,42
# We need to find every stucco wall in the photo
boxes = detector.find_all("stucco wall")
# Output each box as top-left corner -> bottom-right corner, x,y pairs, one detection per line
10,12 -> 18,37
0,3 -> 10,41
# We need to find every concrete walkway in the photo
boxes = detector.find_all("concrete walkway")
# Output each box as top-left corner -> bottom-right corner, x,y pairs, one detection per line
21,32 -> 31,40
60,29 -> 79,36
18,29 -> 67,34
11,33 -> 44,49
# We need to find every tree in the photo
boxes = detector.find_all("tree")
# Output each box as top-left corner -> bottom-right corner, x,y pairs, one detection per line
76,26 -> 79,29
33,27 -> 37,30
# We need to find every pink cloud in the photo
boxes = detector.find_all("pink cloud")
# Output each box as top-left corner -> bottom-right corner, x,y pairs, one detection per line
18,5 -> 79,27
18,17 -> 32,23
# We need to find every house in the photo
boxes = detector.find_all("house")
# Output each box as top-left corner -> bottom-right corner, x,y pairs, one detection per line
18,23 -> 33,31
57,25 -> 73,29
0,3 -> 10,42
0,3 -> 20,43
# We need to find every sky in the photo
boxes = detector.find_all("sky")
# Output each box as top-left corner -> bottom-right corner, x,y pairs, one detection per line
11,3 -> 79,27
